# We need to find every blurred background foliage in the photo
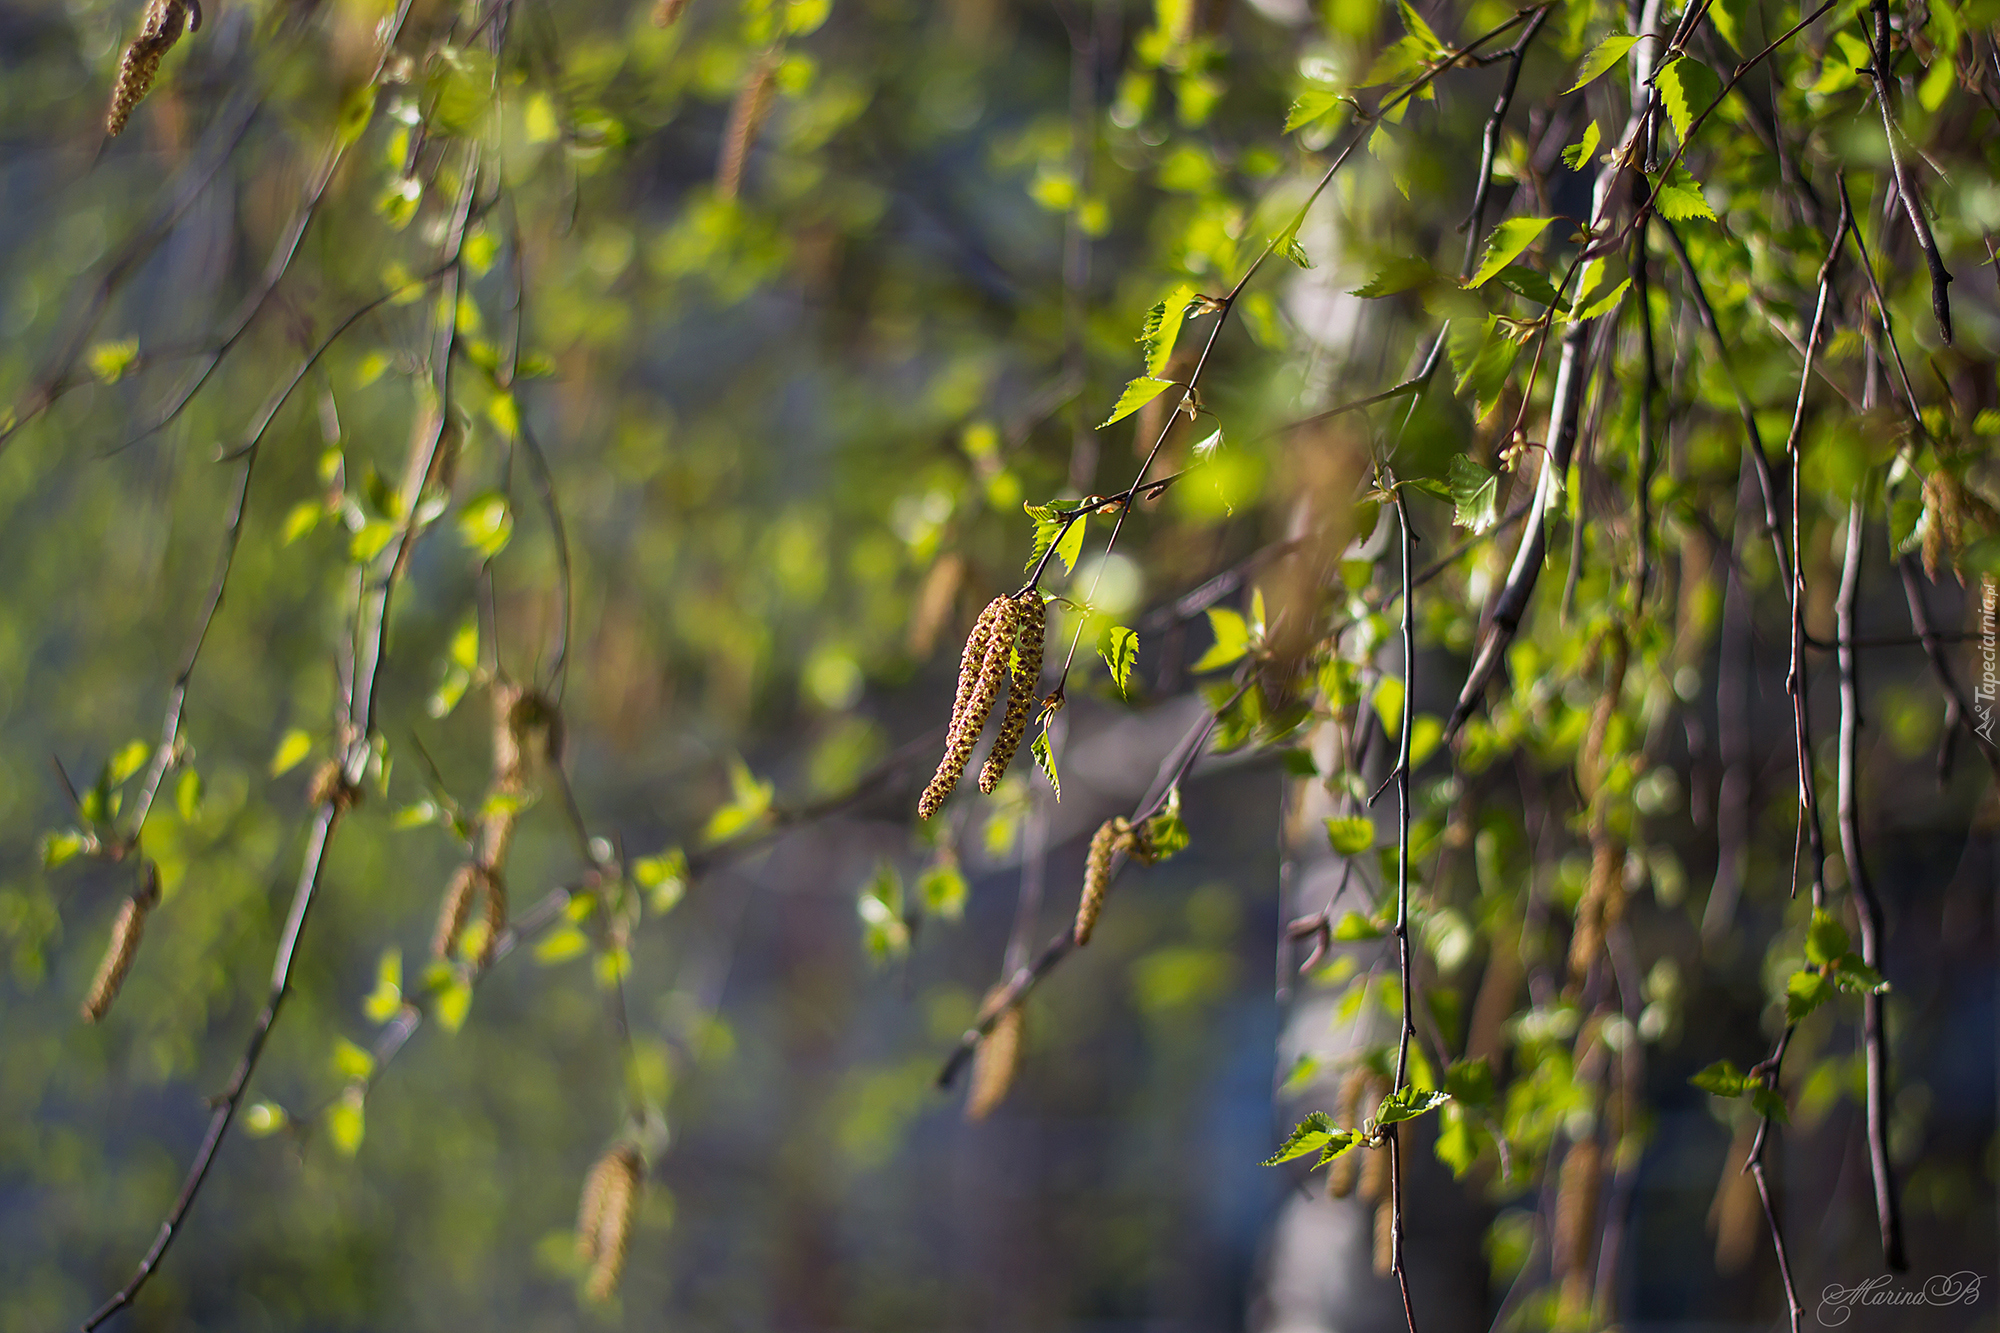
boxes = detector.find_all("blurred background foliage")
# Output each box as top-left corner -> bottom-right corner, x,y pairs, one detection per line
0,0 -> 1994,1327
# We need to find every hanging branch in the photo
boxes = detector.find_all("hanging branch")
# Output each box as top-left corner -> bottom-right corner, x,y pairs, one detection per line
1385,486 -> 1422,1333
1444,0 -> 1665,739
1866,0 -> 1953,343
78,149 -> 483,1333
1834,499 -> 1907,1270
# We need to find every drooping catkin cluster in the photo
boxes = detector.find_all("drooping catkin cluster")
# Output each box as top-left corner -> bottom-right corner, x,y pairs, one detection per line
964,985 -> 1022,1122
1326,1067 -> 1376,1199
1569,630 -> 1629,981
106,0 -> 192,136
1554,1135 -> 1602,1321
81,867 -> 161,1023
715,48 -> 779,202
1072,815 -> 1155,946
433,682 -> 555,966
919,593 -> 1045,820
978,592 -> 1045,793
575,1143 -> 643,1302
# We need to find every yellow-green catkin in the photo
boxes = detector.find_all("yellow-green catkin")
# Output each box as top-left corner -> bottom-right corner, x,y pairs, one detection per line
920,596 -> 1016,820
1326,1067 -> 1371,1199
715,49 -> 778,202
432,863 -> 482,960
107,0 -> 191,136
978,593 -> 1045,793
1554,1136 -> 1602,1323
1073,817 -> 1130,945
576,1143 -> 643,1301
81,869 -> 161,1023
965,988 -> 1022,1122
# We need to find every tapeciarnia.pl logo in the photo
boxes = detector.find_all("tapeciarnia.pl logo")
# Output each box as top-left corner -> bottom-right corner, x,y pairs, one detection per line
1977,576 -> 1996,745
1816,1272 -> 1984,1326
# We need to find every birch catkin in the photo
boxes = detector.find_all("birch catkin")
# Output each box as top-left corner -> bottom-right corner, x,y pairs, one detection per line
1073,817 -> 1129,945
1554,1135 -> 1602,1318
715,49 -> 779,202
919,596 -> 1015,820
965,988 -> 1022,1122
576,1144 -> 643,1301
651,0 -> 691,26
81,868 -> 161,1023
1326,1067 -> 1371,1199
106,0 -> 191,137
978,593 -> 1045,793
432,863 -> 482,960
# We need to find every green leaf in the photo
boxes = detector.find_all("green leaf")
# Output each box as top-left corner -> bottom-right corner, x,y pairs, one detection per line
1447,455 -> 1500,533
1325,815 -> 1376,855
1098,376 -> 1175,429
107,740 -> 151,786
280,500 -> 321,545
1397,0 -> 1444,53
1333,911 -> 1383,941
41,829 -> 87,868
1284,88 -> 1343,133
174,767 -> 203,822
1831,952 -> 1888,994
702,759 -> 775,843
1280,234 -> 1313,269
1145,785 -> 1190,860
1263,1111 -> 1339,1165
1030,728 -> 1062,800
457,492 -> 514,559
634,848 -> 690,915
362,949 -> 403,1024
1805,909 -> 1851,966
534,925 -> 591,964
327,1087 -> 366,1157
1709,0 -> 1756,52
1750,1085 -> 1790,1123
1099,625 -> 1140,697
1650,166 -> 1716,222
1493,265 -> 1564,309
88,338 -> 140,384
918,859 -> 968,919
1468,217 -> 1555,289
1138,284 -> 1196,377
270,729 -> 313,777
349,519 -> 398,564
1786,968 -> 1834,1022
1351,255 -> 1435,299
1690,1059 -> 1749,1097
332,1037 -> 376,1083
1561,120 -> 1601,170
1571,276 -> 1632,321
1192,606 -> 1250,672
1567,33 -> 1640,93
857,862 -> 909,959
433,974 -> 472,1032
1376,1086 -> 1451,1125
1655,56 -> 1720,144
1443,1057 -> 1495,1108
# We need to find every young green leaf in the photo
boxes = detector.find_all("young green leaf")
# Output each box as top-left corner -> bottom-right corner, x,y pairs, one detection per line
1099,625 -> 1139,697
1376,1086 -> 1451,1125
1446,455 -> 1500,532
1145,791 -> 1191,861
1031,728 -> 1062,800
1351,255 -> 1435,299
917,859 -> 968,919
1333,911 -> 1384,940
1566,33 -> 1641,93
1690,1059 -> 1748,1097
271,729 -> 313,777
1467,216 -> 1555,289
1325,815 -> 1375,855
1099,376 -> 1175,429
1284,88 -> 1343,133
1192,606 -> 1250,672
1655,55 -> 1721,144
1138,284 -> 1196,377
1561,120 -> 1601,170
1804,909 -> 1851,967
1786,968 -> 1833,1023
1263,1111 -> 1349,1165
